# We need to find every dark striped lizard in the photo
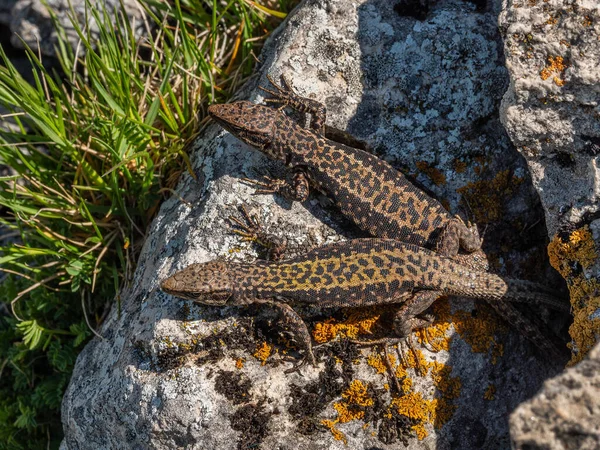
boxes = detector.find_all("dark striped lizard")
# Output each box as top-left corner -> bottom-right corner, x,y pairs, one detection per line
206,75 -> 569,360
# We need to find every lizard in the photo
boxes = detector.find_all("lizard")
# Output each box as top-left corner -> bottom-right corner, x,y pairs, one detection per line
206,74 -> 569,360
160,238 -> 568,371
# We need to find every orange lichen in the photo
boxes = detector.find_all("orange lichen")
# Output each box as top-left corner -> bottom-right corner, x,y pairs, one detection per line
548,226 -> 600,365
401,376 -> 413,394
548,226 -> 597,276
416,161 -> 447,186
367,353 -> 396,375
430,362 -> 461,401
312,308 -> 382,343
415,314 -> 452,352
253,342 -> 273,365
412,423 -> 429,440
235,358 -> 245,369
540,56 -> 567,87
457,170 -> 523,224
372,342 -> 462,437
582,16 -> 592,27
391,392 -> 431,422
484,384 -> 496,401
321,419 -> 347,444
490,342 -> 504,365
323,380 -> 374,443
452,159 -> 467,174
453,306 -> 506,355
334,401 -> 365,423
341,380 -> 375,408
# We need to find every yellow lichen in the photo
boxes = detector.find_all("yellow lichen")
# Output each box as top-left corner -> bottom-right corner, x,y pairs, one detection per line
416,161 -> 447,186
484,384 -> 496,401
323,380 -> 374,442
548,226 -> 600,365
312,308 -> 382,343
235,358 -> 244,369
540,56 -> 567,87
342,380 -> 375,408
457,170 -> 524,224
253,342 -> 272,365
452,159 -> 467,174
321,419 -> 347,444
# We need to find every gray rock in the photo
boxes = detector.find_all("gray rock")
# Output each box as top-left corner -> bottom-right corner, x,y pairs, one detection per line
0,0 -> 17,24
498,0 -> 600,368
61,0 -> 569,448
510,341 -> 600,450
8,0 -> 146,56
499,0 -> 600,238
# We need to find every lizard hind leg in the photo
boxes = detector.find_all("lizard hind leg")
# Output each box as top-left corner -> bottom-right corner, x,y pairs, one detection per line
436,217 -> 489,272
260,74 -> 327,135
436,217 -> 482,256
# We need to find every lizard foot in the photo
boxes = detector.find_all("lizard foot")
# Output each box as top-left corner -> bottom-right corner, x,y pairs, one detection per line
260,73 -> 297,108
349,338 -> 404,393
260,74 -> 327,135
227,205 -> 286,260
283,349 -> 318,375
241,176 -> 288,196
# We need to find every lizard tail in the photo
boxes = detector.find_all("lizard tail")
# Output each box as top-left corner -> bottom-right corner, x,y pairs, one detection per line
502,278 -> 571,312
438,268 -> 570,312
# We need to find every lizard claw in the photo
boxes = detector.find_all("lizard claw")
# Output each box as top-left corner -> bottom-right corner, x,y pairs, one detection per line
227,205 -> 287,260
227,205 -> 262,242
283,349 -> 317,375
260,73 -> 295,106
241,176 -> 287,196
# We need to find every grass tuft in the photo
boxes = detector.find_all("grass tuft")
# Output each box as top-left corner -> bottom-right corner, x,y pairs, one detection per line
0,0 -> 293,447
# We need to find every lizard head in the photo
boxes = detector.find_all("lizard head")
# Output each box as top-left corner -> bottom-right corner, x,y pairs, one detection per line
160,260 -> 233,305
208,101 -> 286,161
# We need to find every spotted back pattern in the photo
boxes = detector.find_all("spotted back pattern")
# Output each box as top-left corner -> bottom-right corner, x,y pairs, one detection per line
209,100 -> 456,248
161,239 -> 566,311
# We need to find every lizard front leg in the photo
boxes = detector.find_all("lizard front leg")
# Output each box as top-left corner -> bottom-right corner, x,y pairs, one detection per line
228,205 -> 288,261
258,299 -> 317,373
242,168 -> 311,202
261,74 -> 371,151
261,74 -> 327,136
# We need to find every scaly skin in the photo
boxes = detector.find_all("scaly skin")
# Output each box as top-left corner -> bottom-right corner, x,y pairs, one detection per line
207,75 -> 569,361
161,239 -> 567,370
208,96 -> 479,257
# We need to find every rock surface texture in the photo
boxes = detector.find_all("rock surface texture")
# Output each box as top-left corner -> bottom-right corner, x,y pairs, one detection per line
62,0 -> 573,448
2,0 -> 146,56
499,0 -> 600,365
510,341 -> 600,450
